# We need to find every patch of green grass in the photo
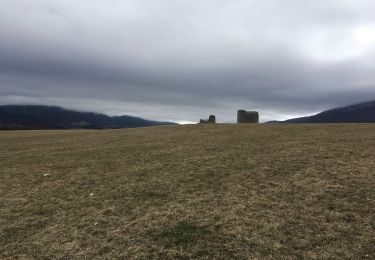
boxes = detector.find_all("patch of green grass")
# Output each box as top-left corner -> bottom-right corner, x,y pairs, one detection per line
150,222 -> 211,246
0,124 -> 374,258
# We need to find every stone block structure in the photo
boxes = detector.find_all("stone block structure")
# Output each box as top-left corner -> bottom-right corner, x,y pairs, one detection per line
237,110 -> 259,123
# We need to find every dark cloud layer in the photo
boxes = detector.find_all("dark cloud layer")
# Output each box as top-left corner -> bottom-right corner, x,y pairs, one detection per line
1,0 -> 375,122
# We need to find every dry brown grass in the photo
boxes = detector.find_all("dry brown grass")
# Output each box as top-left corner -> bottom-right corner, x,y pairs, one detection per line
0,124 -> 374,259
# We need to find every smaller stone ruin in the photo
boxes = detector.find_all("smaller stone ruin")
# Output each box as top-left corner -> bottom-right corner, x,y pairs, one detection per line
200,115 -> 216,124
237,110 -> 259,123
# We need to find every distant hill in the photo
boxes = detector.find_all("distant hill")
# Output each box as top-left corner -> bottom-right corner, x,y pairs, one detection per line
281,100 -> 375,123
0,105 -> 176,130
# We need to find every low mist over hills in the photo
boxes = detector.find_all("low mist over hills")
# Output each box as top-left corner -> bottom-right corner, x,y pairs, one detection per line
0,105 -> 176,130
279,100 -> 375,123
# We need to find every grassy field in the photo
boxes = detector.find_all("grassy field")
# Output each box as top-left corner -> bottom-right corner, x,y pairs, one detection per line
0,124 -> 374,259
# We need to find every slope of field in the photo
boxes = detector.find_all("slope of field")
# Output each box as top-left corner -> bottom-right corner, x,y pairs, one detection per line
0,124 -> 374,259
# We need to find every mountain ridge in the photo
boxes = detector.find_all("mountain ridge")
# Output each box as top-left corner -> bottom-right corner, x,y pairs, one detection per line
281,100 -> 375,123
0,105 -> 176,130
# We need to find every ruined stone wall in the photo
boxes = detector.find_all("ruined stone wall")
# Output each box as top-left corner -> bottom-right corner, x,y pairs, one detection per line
200,115 -> 216,124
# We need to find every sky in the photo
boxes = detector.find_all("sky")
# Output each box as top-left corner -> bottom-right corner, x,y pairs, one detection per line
1,0 -> 375,123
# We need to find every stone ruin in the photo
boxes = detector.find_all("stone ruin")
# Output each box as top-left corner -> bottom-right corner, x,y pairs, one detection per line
200,115 -> 216,124
237,110 -> 259,123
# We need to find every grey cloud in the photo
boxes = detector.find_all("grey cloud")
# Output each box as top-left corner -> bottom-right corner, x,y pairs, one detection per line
1,0 -> 375,122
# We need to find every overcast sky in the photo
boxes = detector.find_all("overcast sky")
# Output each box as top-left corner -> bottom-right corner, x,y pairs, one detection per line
1,0 -> 375,123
